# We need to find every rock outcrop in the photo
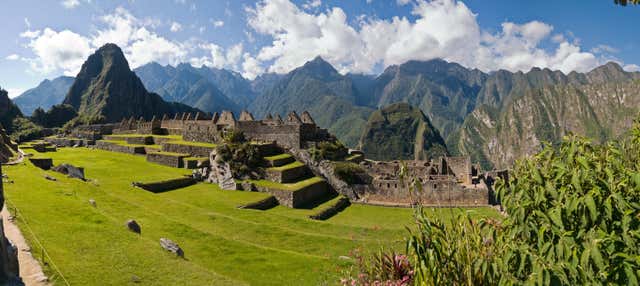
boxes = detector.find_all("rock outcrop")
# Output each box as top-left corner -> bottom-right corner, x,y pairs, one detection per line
0,165 -> 22,285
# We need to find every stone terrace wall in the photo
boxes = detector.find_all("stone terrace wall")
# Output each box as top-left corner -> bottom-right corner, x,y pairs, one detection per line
95,141 -> 145,154
45,137 -> 94,147
29,158 -> 53,170
133,177 -> 196,193
125,136 -> 154,145
161,143 -> 214,157
146,152 -> 188,168
309,197 -> 351,220
254,180 -> 330,208
266,165 -> 310,183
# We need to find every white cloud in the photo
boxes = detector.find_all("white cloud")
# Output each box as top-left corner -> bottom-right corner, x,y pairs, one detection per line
24,18 -> 31,28
303,0 -> 321,9
212,20 -> 225,28
190,42 -> 243,70
20,30 -> 41,39
245,0 -> 612,76
397,0 -> 411,5
242,53 -> 264,80
5,54 -> 19,60
61,0 -> 80,9
591,44 -> 619,54
624,64 -> 640,72
25,28 -> 91,75
170,21 -> 182,32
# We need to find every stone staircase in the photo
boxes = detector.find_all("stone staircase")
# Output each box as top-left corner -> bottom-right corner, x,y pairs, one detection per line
244,152 -> 334,208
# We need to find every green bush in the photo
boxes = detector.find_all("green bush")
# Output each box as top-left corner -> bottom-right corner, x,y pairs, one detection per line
333,162 -> 366,185
223,129 -> 246,144
10,117 -> 44,143
310,141 -> 348,161
215,143 -> 263,178
31,104 -> 77,128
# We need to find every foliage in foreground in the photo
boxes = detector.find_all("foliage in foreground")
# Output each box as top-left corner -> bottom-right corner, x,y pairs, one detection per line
310,141 -> 348,161
348,125 -> 640,285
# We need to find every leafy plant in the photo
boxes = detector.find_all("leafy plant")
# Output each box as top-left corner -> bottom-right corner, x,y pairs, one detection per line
333,162 -> 367,185
310,141 -> 348,161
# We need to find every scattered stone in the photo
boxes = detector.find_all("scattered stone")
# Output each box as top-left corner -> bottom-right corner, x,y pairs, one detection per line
338,256 -> 352,260
44,174 -> 57,181
131,275 -> 141,283
241,181 -> 255,192
159,238 -> 184,257
29,158 -> 53,170
126,219 -> 141,234
89,199 -> 96,207
52,163 -> 86,180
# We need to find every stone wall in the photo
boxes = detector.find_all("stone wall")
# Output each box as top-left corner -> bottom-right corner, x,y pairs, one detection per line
182,121 -> 221,143
45,137 -> 94,147
309,196 -> 351,220
0,165 -> 21,284
445,156 -> 472,184
124,136 -> 153,145
146,152 -> 188,168
255,180 -> 331,208
265,164 -> 310,183
161,143 -> 214,157
133,177 -> 196,193
288,148 -> 359,199
238,196 -> 279,210
237,121 -> 301,149
95,141 -> 145,154
29,158 -> 53,170
364,177 -> 489,206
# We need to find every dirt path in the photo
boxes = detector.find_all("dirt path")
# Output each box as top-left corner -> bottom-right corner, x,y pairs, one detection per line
1,206 -> 50,286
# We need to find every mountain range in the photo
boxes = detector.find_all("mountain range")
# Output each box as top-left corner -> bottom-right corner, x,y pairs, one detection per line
13,43 -> 640,169
14,76 -> 74,116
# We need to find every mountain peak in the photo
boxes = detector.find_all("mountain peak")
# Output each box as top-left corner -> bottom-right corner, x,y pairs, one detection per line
587,61 -> 629,83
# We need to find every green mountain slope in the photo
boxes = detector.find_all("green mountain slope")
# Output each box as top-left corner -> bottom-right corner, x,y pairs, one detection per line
359,102 -> 447,161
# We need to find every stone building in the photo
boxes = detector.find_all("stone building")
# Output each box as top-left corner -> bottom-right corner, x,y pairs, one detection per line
357,156 -> 489,206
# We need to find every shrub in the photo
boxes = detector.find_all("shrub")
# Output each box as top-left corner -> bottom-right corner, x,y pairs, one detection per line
310,141 -> 348,161
10,117 -> 44,143
333,162 -> 367,185
214,143 -> 263,179
31,104 -> 77,128
223,129 -> 246,144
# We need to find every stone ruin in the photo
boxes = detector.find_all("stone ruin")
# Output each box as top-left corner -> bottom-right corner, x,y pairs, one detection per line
354,156 -> 493,206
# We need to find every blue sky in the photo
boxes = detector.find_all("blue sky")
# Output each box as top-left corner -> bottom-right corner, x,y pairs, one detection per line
1,0 -> 638,97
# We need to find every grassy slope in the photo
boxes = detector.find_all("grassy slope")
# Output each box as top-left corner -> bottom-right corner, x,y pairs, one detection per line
4,147 -> 498,285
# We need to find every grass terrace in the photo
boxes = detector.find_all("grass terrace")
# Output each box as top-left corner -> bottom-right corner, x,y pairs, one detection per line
98,139 -> 162,150
250,176 -> 325,191
147,151 -> 191,157
105,134 -> 183,140
165,139 -> 217,148
4,146 -> 499,285
266,161 -> 305,172
264,153 -> 293,161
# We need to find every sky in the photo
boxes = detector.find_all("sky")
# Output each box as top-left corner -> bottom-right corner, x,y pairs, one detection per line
0,0 -> 639,98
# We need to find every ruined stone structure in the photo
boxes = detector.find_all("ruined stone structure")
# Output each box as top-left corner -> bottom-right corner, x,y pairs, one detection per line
357,156 -> 489,206
165,110 -> 334,149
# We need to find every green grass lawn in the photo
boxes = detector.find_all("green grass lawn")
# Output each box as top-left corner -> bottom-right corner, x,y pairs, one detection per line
4,147 -> 498,285
105,134 -> 183,140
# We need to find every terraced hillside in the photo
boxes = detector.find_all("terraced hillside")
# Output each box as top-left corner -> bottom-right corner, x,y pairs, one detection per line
2,147 -> 501,285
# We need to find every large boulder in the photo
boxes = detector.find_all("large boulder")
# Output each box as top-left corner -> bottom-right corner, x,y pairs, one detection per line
206,150 -> 236,190
125,219 -> 141,234
159,238 -> 184,258
52,164 -> 85,180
